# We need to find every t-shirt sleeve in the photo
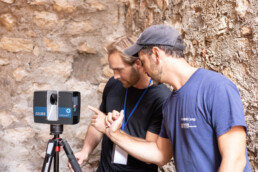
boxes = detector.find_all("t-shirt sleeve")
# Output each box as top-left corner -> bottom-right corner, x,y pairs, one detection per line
147,101 -> 163,134
159,118 -> 169,138
159,100 -> 169,138
147,87 -> 170,135
209,81 -> 247,138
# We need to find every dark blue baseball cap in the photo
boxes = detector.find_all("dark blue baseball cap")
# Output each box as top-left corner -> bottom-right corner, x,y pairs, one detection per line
124,25 -> 185,57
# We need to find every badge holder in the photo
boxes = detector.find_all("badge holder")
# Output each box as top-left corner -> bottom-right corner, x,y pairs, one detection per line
112,144 -> 128,165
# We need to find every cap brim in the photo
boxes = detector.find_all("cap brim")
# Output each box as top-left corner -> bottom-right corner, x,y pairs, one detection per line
124,44 -> 143,57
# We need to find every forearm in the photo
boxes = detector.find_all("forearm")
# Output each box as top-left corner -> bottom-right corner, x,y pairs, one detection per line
109,130 -> 170,166
81,125 -> 103,157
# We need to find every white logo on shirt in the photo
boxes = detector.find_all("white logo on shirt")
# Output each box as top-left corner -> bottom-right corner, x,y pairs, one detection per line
181,118 -> 197,128
181,118 -> 196,121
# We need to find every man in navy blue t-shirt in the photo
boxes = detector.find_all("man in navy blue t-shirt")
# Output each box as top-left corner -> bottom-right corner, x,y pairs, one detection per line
101,25 -> 252,172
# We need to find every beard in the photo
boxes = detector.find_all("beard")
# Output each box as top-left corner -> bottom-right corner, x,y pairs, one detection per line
120,67 -> 140,88
148,61 -> 162,85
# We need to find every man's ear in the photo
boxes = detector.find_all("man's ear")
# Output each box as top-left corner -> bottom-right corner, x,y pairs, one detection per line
152,47 -> 160,64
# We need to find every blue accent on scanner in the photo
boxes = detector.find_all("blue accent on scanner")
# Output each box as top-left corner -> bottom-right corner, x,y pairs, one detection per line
34,107 -> 47,117
34,107 -> 72,118
58,107 -> 72,118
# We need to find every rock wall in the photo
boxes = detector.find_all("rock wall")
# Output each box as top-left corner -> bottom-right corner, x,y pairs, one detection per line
0,0 -> 257,172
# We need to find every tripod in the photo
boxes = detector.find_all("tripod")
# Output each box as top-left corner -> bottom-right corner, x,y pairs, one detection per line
41,124 -> 82,172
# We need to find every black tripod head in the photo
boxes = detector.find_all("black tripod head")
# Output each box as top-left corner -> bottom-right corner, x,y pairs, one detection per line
50,124 -> 63,135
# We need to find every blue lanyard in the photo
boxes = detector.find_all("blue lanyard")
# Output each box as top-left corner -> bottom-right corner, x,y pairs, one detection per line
122,79 -> 152,131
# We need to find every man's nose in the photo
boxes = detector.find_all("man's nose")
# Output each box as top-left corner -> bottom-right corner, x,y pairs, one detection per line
113,71 -> 120,79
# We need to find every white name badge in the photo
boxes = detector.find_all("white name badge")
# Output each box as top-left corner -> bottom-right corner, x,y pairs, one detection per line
111,144 -> 128,165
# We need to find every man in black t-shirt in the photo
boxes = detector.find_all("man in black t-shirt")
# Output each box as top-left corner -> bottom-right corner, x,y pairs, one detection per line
69,36 -> 170,172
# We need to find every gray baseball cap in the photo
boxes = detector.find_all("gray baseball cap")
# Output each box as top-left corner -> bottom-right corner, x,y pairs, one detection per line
124,25 -> 185,57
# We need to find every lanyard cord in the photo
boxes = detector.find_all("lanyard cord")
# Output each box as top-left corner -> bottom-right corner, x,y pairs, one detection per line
122,79 -> 152,131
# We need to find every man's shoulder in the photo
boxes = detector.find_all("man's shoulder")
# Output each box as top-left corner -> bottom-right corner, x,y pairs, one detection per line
105,77 -> 121,88
150,84 -> 171,94
106,76 -> 118,85
102,77 -> 123,95
148,84 -> 171,101
197,68 -> 235,88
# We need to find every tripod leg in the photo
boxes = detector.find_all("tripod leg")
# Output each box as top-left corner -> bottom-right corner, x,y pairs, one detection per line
53,134 -> 61,172
42,140 -> 56,172
54,146 -> 60,172
61,139 -> 82,172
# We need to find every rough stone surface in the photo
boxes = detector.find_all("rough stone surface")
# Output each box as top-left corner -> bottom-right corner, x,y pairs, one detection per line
27,0 -> 49,5
0,37 -> 33,52
0,0 -> 257,171
0,13 -> 16,30
77,42 -> 96,54
53,0 -> 77,13
65,21 -> 94,35
0,0 -> 14,3
33,11 -> 59,29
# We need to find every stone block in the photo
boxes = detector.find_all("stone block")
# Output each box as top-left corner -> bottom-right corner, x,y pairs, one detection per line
25,30 -> 36,37
33,11 -> 58,28
235,0 -> 249,18
0,37 -> 33,52
13,67 -> 28,81
0,57 -> 10,66
27,83 -> 51,94
90,2 -> 106,11
53,0 -> 76,13
77,42 -> 96,54
100,56 -> 108,65
0,13 -> 16,30
43,38 -> 61,52
102,65 -> 113,78
27,0 -> 49,5
217,16 -> 227,35
99,76 -> 109,83
241,26 -> 252,36
192,39 -> 198,45
43,60 -> 72,79
33,46 -> 40,56
154,0 -> 163,10
98,83 -> 106,93
0,0 -> 15,3
0,111 -> 17,128
65,21 -> 94,35
139,0 -> 147,18
43,37 -> 73,53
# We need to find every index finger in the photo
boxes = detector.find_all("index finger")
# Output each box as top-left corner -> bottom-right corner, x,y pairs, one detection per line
88,105 -> 102,114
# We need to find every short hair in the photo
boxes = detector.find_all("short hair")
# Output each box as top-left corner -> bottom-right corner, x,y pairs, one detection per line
140,45 -> 184,58
106,36 -> 138,65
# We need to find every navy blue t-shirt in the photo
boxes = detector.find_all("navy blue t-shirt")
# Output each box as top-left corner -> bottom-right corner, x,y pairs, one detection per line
159,68 -> 251,172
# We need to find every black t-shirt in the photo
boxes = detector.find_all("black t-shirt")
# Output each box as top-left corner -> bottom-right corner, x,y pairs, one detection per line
97,77 -> 171,172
